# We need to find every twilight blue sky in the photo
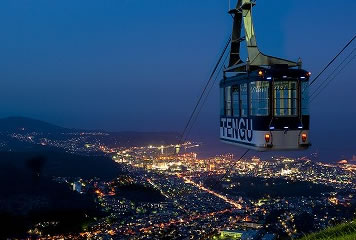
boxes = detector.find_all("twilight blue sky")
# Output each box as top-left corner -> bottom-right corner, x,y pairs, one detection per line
0,0 -> 355,161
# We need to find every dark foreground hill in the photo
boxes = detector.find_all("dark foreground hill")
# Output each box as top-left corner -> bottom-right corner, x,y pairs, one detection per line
0,150 -> 123,238
0,151 -> 122,179
0,165 -> 101,239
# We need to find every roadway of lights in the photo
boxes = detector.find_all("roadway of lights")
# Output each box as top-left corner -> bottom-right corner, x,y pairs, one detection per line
139,208 -> 233,233
79,207 -> 235,237
147,178 -> 172,199
177,174 -> 243,209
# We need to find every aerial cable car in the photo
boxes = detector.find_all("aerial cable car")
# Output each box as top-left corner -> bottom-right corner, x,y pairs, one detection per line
220,0 -> 311,151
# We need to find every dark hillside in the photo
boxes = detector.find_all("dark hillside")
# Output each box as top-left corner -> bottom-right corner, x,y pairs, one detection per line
0,151 -> 122,179
0,165 -> 100,238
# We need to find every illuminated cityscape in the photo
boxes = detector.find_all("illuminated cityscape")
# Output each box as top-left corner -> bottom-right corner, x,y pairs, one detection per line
7,129 -> 353,239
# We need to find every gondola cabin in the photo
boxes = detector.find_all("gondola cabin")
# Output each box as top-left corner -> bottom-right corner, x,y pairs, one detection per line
220,67 -> 311,151
220,0 -> 311,151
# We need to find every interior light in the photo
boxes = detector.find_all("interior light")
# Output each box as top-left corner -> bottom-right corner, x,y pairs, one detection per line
258,70 -> 264,76
269,126 -> 275,130
267,77 -> 272,80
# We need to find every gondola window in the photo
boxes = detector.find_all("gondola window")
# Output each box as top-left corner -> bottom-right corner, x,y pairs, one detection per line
240,83 -> 248,117
274,81 -> 298,116
225,86 -> 232,116
301,82 -> 309,115
250,81 -> 269,116
232,86 -> 240,117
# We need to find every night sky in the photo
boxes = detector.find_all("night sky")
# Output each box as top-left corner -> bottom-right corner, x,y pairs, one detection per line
0,0 -> 355,161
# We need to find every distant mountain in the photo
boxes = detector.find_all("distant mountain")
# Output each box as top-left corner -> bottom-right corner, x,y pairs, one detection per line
0,117 -> 179,150
0,117 -> 69,133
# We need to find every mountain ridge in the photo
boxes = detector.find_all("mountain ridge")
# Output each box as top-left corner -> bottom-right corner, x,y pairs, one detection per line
0,116 -> 68,133
0,116 -> 180,135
